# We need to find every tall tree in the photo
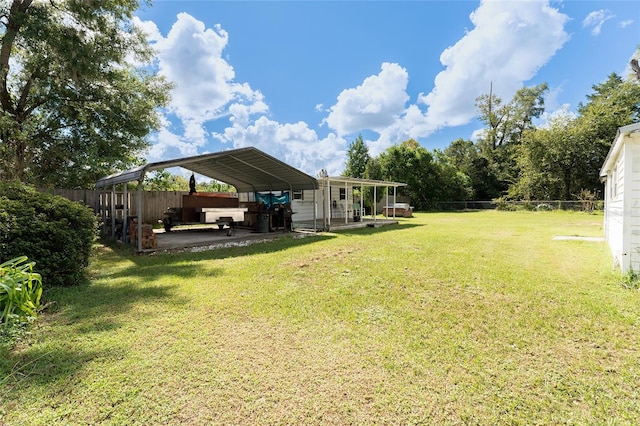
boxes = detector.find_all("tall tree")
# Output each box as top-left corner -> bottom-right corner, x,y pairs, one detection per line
511,74 -> 640,200
343,134 -> 370,178
475,83 -> 548,152
511,111 -> 580,200
474,83 -> 548,192
376,140 -> 471,210
443,138 -> 501,200
0,0 -> 170,188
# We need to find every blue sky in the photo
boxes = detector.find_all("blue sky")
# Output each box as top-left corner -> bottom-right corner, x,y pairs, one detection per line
134,0 -> 640,177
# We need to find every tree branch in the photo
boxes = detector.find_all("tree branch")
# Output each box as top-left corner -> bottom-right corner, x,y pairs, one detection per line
0,0 -> 34,114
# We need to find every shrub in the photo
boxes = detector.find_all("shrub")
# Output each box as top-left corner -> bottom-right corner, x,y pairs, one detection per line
0,181 -> 98,288
0,256 -> 43,328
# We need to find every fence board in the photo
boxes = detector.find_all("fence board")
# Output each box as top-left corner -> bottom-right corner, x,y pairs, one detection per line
39,188 -> 189,224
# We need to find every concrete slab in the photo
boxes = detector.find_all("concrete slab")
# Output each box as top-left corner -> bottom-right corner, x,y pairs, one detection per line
552,235 -> 605,242
152,225 -> 291,251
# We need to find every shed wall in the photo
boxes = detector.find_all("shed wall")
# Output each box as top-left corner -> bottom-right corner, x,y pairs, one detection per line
606,149 -> 626,270
291,189 -> 319,222
628,135 -> 640,271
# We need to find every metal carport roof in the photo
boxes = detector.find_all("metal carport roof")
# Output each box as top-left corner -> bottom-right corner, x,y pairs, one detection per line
96,147 -> 318,192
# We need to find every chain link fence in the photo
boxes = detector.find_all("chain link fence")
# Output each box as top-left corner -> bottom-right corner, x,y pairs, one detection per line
431,200 -> 604,212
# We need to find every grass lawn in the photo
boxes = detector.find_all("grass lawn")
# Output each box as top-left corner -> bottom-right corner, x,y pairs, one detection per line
2,210 -> 639,425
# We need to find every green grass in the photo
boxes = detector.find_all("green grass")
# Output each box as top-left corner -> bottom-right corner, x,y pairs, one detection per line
2,210 -> 639,425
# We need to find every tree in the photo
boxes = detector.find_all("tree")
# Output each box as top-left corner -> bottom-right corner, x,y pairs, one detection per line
511,112 -> 579,200
343,134 -> 370,178
474,83 -> 548,192
475,83 -> 548,151
0,0 -> 170,188
443,138 -> 501,200
375,140 -> 472,210
510,74 -> 640,200
143,170 -> 189,191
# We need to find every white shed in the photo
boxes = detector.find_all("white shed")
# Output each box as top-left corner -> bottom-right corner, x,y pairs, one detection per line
600,122 -> 640,272
290,175 -> 407,231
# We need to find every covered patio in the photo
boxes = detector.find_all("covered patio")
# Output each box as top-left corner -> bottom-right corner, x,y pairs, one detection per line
96,147 -> 408,252
96,147 -> 319,252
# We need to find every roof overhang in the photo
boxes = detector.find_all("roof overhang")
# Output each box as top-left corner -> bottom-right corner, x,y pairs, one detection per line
600,122 -> 640,178
323,176 -> 407,188
96,147 -> 319,192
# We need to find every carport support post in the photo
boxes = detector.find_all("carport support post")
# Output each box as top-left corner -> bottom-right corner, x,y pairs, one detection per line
111,184 -> 116,238
312,187 -> 317,232
122,184 -> 128,244
100,189 -> 107,236
373,186 -> 377,223
393,186 -> 397,218
344,181 -> 348,225
137,181 -> 143,253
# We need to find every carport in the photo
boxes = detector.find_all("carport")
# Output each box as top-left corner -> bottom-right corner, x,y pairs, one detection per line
96,147 -> 319,252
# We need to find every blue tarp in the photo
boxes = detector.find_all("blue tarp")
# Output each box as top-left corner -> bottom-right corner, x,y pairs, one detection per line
255,192 -> 290,209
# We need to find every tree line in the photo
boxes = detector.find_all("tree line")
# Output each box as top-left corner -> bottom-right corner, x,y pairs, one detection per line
345,73 -> 640,210
1,1 -> 639,209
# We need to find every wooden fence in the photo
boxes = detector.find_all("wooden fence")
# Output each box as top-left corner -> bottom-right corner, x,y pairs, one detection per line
38,188 -> 189,224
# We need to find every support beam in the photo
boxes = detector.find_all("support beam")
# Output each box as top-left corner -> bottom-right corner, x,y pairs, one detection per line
137,182 -> 143,253
111,184 -> 116,238
122,184 -> 128,243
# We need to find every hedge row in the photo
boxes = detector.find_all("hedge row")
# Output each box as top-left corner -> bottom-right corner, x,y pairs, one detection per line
0,181 -> 98,288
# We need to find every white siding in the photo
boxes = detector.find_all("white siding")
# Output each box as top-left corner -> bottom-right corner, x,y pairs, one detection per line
291,189 -> 319,222
604,132 -> 640,273
605,141 -> 627,270
628,137 -> 640,271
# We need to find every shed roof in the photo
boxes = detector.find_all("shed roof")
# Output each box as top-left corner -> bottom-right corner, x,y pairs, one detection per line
96,147 -> 319,192
323,176 -> 407,188
600,122 -> 640,178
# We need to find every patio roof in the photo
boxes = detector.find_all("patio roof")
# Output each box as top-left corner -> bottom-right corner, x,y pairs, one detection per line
324,176 -> 407,188
96,147 -> 319,192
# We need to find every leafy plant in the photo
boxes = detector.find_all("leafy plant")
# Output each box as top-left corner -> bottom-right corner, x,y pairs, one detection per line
0,181 -> 97,287
0,256 -> 43,328
620,268 -> 640,290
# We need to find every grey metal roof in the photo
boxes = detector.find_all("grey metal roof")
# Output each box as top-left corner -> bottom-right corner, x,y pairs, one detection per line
324,176 -> 407,188
600,122 -> 640,177
96,147 -> 318,192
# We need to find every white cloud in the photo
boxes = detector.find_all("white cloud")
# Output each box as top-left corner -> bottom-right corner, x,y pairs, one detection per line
213,116 -> 347,176
320,0 -> 571,157
135,13 -> 269,160
324,62 -> 410,136
619,19 -> 633,29
536,104 -> 578,129
582,9 -> 614,36
137,1 -> 572,178
420,0 -> 569,131
146,128 -> 201,162
152,14 -> 236,121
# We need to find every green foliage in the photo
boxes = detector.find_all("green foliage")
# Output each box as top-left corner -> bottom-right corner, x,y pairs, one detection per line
0,0 -> 171,188
0,256 -> 42,328
0,181 -> 97,288
196,180 -> 234,193
510,75 -> 640,200
4,212 -> 638,424
443,138 -> 502,200
619,268 -> 640,290
343,134 -> 370,178
140,170 -> 235,192
143,170 -> 190,191
368,140 -> 472,210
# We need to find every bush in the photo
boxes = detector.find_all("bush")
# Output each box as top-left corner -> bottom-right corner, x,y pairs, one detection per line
0,181 -> 97,288
0,256 -> 43,328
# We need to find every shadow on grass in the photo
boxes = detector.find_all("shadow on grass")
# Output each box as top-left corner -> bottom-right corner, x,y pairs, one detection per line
106,231 -> 338,265
0,344 -> 126,392
1,280 -> 183,392
333,221 -> 423,236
